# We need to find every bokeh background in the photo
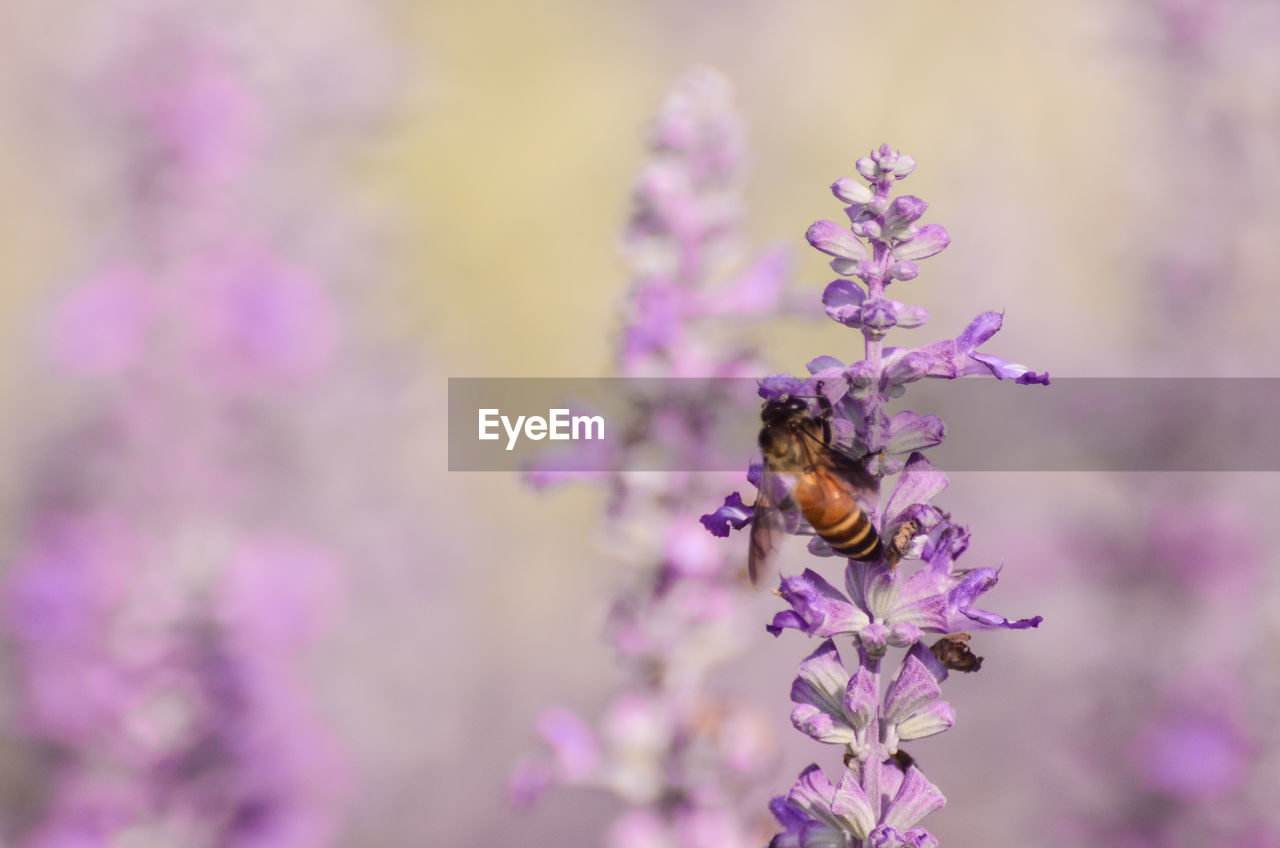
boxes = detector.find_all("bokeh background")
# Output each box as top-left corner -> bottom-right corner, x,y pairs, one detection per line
0,0 -> 1278,846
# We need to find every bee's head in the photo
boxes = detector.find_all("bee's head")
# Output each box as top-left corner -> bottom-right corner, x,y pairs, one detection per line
760,395 -> 812,426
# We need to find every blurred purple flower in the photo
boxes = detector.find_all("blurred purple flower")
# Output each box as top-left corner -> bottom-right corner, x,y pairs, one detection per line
514,68 -> 784,848
0,6 -> 394,844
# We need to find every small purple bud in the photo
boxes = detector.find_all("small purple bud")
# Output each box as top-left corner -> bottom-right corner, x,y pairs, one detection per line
893,155 -> 918,178
957,311 -> 1003,350
904,827 -> 937,848
831,257 -> 862,276
897,305 -> 928,328
884,196 -> 928,232
890,622 -> 924,646
855,157 -> 877,178
823,279 -> 866,327
893,224 -> 950,261
851,220 -> 882,239
806,221 -> 868,262
832,178 -> 873,205
759,373 -> 807,400
860,623 -> 889,655
888,261 -> 919,281
871,143 -> 898,171
806,355 -> 845,374
861,298 -> 898,331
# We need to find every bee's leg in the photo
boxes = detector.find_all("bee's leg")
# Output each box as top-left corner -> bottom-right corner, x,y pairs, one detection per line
812,380 -> 835,445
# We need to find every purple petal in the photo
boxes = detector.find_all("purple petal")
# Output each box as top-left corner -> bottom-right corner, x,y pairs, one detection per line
508,760 -> 553,809
759,374 -> 806,401
885,413 -> 946,456
956,311 -> 1003,351
832,178 -> 873,205
700,492 -> 753,537
791,640 -> 849,707
868,825 -> 906,848
844,664 -> 878,727
766,610 -> 809,637
831,768 -> 877,839
948,568 -> 1043,631
884,195 -> 928,230
966,352 -> 1051,385
883,453 -> 948,524
806,220 -> 868,262
883,656 -> 941,724
823,279 -> 867,327
861,298 -> 899,331
772,569 -> 870,638
890,621 -> 924,647
770,796 -> 809,832
888,261 -> 919,281
807,355 -> 845,374
536,708 -> 599,780
788,763 -> 837,812
904,828 -> 938,848
882,766 -> 946,831
896,701 -> 955,742
892,223 -> 950,261
884,346 -> 948,387
896,305 -> 928,328
791,703 -> 840,742
906,641 -> 949,683
831,257 -> 863,276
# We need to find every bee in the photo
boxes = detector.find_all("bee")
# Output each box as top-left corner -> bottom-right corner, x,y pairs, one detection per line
749,385 -> 882,585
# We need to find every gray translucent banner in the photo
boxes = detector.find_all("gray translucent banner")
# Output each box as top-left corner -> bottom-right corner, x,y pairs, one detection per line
448,378 -> 1280,472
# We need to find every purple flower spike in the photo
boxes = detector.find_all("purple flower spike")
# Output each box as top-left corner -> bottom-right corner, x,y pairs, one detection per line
519,69 -> 793,845
708,144 -> 1044,848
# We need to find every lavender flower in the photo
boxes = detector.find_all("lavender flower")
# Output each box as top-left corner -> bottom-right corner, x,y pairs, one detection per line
512,69 -> 790,848
1,5 -> 397,843
703,144 -> 1044,846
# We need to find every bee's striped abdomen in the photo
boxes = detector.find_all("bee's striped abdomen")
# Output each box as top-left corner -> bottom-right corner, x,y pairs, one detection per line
795,470 -> 882,562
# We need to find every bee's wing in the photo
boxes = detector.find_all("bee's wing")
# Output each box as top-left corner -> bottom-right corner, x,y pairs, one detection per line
748,465 -> 784,587
796,425 -> 877,491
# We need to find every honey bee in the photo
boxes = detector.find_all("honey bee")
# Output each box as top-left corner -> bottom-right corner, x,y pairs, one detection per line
749,387 -> 882,585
